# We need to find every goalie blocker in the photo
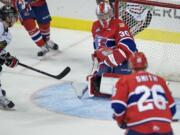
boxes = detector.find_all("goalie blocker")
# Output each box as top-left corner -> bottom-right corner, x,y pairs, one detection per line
87,73 -> 123,97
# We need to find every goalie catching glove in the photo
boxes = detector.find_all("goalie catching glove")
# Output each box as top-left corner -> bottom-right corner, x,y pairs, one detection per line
95,46 -> 127,67
0,52 -> 19,68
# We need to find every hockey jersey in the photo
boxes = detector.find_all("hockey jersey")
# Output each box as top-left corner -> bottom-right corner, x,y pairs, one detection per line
29,0 -> 46,7
111,71 -> 176,133
92,18 -> 137,58
12,0 -> 46,7
0,21 -> 12,54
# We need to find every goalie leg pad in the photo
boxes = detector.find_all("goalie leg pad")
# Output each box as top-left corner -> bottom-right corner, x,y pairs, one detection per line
87,75 -> 105,97
99,73 -> 122,95
87,75 -> 96,97
87,74 -> 113,97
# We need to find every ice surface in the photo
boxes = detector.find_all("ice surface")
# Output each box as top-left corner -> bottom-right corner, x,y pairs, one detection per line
0,25 -> 179,135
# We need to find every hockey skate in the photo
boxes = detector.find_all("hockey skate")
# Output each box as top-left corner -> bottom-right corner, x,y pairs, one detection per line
37,44 -> 49,57
0,96 -> 15,109
46,40 -> 59,50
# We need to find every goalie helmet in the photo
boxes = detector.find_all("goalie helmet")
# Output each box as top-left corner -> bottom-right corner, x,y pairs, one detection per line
0,5 -> 18,27
128,52 -> 148,70
96,1 -> 113,29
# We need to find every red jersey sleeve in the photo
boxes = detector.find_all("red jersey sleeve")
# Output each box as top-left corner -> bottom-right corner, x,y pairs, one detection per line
111,77 -> 129,124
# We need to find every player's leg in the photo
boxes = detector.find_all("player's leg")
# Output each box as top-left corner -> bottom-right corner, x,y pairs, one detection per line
0,94 -> 15,109
0,67 -> 15,109
87,74 -> 102,96
87,63 -> 111,97
32,3 -> 59,51
89,63 -> 131,97
38,22 -> 59,50
16,1 -> 49,56
21,18 -> 49,56
0,84 -> 6,96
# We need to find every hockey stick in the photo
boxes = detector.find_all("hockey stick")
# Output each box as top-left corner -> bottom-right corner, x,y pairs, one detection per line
172,119 -> 179,122
18,62 -> 71,80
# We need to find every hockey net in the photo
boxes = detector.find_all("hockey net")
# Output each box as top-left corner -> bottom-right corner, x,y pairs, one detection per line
113,0 -> 180,82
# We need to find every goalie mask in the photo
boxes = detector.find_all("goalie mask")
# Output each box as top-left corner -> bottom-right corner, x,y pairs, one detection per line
0,5 -> 18,27
96,1 -> 113,29
128,52 -> 148,70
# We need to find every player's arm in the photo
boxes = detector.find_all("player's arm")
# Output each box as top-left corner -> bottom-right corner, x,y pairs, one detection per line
91,21 -> 104,50
0,51 -> 19,68
162,80 -> 176,117
96,20 -> 137,67
91,22 -> 98,50
115,20 -> 137,56
111,78 -> 128,128
0,39 -> 18,68
0,26 -> 9,52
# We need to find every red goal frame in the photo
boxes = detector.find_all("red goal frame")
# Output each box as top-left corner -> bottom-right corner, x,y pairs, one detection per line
114,0 -> 180,18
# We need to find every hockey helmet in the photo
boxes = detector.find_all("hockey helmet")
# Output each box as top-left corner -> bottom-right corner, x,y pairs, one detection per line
0,5 -> 18,27
128,52 -> 148,70
96,1 -> 113,28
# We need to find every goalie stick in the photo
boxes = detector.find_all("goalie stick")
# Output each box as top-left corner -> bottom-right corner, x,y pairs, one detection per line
73,55 -> 98,99
77,85 -> 88,99
18,62 -> 71,80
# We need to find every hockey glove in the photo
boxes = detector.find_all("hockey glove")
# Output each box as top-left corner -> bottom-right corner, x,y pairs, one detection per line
0,57 -> 5,65
95,46 -> 113,62
104,48 -> 127,67
118,122 -> 127,129
0,52 -> 10,65
4,54 -> 19,68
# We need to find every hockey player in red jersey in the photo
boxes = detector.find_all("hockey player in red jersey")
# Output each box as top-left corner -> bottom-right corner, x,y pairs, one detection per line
111,52 -> 176,135
0,5 -> 19,109
87,1 -> 137,97
10,0 -> 59,57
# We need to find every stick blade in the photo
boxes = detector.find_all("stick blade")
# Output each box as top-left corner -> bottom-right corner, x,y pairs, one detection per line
56,67 -> 71,79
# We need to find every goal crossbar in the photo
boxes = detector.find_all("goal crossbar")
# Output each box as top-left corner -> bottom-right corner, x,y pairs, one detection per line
119,0 -> 180,9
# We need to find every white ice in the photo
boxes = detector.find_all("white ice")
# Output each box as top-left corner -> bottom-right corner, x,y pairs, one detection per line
0,25 -> 179,135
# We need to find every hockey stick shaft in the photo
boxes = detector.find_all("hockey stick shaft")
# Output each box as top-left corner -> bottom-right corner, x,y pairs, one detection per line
18,62 -> 70,80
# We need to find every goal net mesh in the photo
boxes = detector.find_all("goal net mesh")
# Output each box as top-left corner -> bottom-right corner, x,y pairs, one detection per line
114,0 -> 180,82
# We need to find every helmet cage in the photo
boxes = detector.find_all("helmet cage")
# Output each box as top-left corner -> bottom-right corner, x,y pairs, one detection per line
96,2 -> 113,28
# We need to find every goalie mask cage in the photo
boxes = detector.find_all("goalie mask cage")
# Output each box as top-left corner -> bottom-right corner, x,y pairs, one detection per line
113,0 -> 180,82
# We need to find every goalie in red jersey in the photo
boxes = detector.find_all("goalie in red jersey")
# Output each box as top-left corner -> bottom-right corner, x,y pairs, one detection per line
111,52 -> 176,135
87,1 -> 138,97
